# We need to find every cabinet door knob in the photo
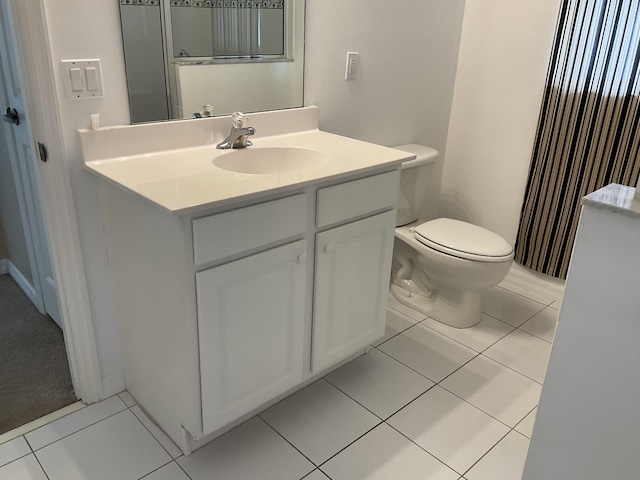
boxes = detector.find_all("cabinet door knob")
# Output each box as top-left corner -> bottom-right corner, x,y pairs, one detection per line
297,253 -> 307,264
324,244 -> 334,254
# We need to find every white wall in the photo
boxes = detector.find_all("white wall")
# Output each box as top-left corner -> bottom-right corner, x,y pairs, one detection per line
42,0 -> 131,391
441,0 -> 561,243
304,0 -> 465,220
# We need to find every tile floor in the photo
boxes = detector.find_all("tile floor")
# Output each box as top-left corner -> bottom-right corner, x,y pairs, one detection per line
0,285 -> 559,480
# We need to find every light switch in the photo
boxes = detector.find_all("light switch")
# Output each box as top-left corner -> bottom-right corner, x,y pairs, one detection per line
61,59 -> 104,99
345,52 -> 359,81
85,67 -> 99,91
69,68 -> 83,92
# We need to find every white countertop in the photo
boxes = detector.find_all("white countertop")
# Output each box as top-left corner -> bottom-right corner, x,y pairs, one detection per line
583,183 -> 640,219
82,108 -> 413,215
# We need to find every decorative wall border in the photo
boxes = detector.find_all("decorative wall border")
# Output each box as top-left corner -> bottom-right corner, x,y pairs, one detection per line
120,0 -> 284,7
120,0 -> 160,5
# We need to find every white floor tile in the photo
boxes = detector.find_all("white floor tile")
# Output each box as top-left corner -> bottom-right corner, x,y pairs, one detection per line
519,307 -> 558,343
0,402 -> 85,446
35,410 -> 171,480
0,454 -> 47,480
483,330 -> 552,383
0,437 -> 30,468
141,462 -> 190,480
514,408 -> 537,438
322,423 -> 459,480
387,294 -> 428,322
177,417 -> 314,480
26,395 -> 127,451
118,391 -> 137,407
130,406 -> 182,458
465,431 -> 530,480
388,386 -> 510,475
440,356 -> 542,427
260,380 -> 380,465
497,282 -> 555,306
303,470 -> 331,480
325,349 -> 434,419
377,324 -> 476,383
372,308 -> 419,347
421,314 -> 514,353
482,287 -> 547,327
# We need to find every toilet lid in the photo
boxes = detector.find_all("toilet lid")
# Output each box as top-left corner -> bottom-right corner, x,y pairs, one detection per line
414,218 -> 514,262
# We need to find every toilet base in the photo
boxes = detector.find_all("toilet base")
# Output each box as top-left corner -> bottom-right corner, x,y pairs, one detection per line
390,282 -> 482,328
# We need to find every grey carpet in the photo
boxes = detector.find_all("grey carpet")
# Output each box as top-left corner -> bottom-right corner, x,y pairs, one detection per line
0,274 -> 76,435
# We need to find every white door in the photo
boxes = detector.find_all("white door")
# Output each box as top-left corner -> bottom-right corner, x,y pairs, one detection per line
0,1 -> 61,326
312,210 -> 396,373
196,240 -> 307,435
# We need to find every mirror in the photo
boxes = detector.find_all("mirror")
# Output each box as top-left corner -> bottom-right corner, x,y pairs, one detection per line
119,0 -> 305,124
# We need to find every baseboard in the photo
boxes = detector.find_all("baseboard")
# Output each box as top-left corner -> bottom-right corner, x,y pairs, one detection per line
101,371 -> 126,399
8,261 -> 40,309
0,258 -> 8,274
499,262 -> 565,305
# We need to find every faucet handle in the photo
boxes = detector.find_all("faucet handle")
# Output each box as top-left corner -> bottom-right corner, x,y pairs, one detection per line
232,111 -> 247,128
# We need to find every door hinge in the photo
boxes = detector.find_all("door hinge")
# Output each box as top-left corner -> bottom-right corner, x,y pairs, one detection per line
38,142 -> 48,162
2,107 -> 19,125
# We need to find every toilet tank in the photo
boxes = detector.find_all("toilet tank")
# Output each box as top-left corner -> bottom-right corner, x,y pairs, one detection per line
393,144 -> 439,226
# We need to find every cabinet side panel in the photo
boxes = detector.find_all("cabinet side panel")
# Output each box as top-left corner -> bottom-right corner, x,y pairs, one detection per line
100,184 -> 195,445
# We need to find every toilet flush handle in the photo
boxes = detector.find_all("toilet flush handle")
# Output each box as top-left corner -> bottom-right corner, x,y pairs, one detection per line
324,244 -> 334,254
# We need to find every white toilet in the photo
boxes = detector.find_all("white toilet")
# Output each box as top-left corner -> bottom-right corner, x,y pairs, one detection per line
390,144 -> 514,328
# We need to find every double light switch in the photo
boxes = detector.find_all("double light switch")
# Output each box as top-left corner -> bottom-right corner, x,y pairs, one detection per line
61,59 -> 104,99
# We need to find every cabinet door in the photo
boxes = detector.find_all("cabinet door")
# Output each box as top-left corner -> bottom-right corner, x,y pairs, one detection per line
196,240 -> 306,434
312,210 -> 396,373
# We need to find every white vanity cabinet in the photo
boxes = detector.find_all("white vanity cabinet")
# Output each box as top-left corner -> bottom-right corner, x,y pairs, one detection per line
100,167 -> 399,454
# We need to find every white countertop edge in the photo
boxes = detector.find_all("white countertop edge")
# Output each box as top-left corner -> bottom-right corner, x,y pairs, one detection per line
95,161 -> 405,217
583,183 -> 640,219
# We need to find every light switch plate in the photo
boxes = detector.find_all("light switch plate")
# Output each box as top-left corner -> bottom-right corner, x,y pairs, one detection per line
345,52 -> 359,80
61,59 -> 104,99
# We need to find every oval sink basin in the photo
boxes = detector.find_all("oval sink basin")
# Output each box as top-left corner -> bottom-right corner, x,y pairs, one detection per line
212,147 -> 330,174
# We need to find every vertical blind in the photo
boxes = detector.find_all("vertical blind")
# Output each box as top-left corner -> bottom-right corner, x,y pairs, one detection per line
515,0 -> 640,279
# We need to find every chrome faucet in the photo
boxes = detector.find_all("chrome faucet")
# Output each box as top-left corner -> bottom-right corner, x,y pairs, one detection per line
216,112 -> 255,149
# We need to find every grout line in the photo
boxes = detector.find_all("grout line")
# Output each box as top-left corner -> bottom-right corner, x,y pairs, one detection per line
258,415 -> 320,469
477,352 -> 545,385
383,420 -> 465,476
417,316 -> 517,354
460,427 -> 514,477
32,450 -> 52,480
25,401 -> 129,452
315,467 -> 332,479
387,302 -> 429,323
513,405 -> 538,438
136,459 -> 175,479
315,420 -> 384,469
128,404 -> 181,460
321,377 -> 386,422
175,459 -> 195,480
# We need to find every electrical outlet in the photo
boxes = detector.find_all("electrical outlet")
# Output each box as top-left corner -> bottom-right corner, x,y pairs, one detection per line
345,52 -> 359,80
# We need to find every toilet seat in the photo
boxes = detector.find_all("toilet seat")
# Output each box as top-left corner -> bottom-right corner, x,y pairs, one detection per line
413,218 -> 514,263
